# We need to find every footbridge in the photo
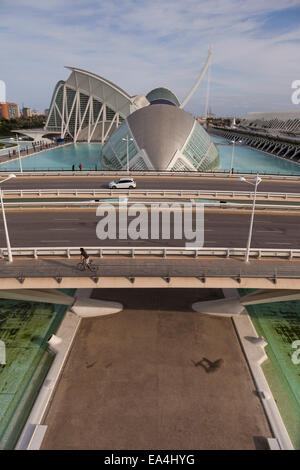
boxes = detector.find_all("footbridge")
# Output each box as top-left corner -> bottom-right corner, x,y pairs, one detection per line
1,247 -> 300,290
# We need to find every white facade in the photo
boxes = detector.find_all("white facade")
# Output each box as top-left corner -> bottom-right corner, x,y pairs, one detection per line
241,110 -> 300,135
45,67 -> 149,143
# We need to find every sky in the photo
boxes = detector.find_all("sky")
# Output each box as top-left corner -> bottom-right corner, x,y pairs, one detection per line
1,0 -> 300,117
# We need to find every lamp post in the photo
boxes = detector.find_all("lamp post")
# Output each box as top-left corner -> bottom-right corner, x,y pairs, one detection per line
0,174 -> 16,262
16,134 -> 23,173
240,174 -> 262,263
122,136 -> 133,173
229,139 -> 242,175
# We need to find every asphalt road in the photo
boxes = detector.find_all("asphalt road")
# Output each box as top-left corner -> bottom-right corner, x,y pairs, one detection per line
1,175 -> 300,193
1,208 -> 300,248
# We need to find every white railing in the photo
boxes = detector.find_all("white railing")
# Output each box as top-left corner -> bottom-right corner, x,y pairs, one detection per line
3,188 -> 300,200
1,170 -> 300,180
0,246 -> 299,260
3,201 -> 300,212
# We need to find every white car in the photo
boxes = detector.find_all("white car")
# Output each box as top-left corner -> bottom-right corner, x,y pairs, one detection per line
108,178 -> 136,189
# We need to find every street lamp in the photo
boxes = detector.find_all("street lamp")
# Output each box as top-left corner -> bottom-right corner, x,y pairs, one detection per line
122,136 -> 134,173
15,134 -> 23,173
0,174 -> 16,262
240,174 -> 262,263
229,139 -> 242,175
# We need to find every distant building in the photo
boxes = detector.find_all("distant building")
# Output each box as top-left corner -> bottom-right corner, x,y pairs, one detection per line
7,102 -> 20,119
0,102 -> 8,119
44,108 -> 49,116
0,102 -> 20,119
239,110 -> 300,137
22,107 -> 32,117
43,66 -> 219,171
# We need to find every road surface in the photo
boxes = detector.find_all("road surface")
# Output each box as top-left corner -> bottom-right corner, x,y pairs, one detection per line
1,209 -> 299,248
1,175 -> 300,193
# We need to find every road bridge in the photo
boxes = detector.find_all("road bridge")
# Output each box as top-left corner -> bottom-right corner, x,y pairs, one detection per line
3,187 -> 300,203
1,187 -> 300,294
1,174 -> 300,194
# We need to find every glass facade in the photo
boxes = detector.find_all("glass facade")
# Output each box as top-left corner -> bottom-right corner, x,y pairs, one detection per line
182,121 -> 219,171
46,80 -> 124,142
101,121 -> 139,170
102,117 -> 219,172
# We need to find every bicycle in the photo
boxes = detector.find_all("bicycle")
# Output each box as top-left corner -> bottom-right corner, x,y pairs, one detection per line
76,258 -> 98,273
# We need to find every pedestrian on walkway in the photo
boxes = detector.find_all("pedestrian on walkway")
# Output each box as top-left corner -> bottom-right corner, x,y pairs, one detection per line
79,163 -> 82,171
72,164 -> 75,171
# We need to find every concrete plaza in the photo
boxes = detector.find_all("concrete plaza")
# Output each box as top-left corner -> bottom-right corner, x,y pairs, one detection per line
41,288 -> 271,450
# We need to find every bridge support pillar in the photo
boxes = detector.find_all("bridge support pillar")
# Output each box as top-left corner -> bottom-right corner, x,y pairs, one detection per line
241,289 -> 300,305
71,298 -> 123,317
192,296 -> 244,316
192,288 -> 300,316
0,289 -> 74,305
0,288 -> 123,317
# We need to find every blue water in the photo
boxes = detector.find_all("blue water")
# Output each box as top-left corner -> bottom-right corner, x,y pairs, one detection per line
0,136 -> 300,175
212,135 -> 300,175
0,143 -> 102,171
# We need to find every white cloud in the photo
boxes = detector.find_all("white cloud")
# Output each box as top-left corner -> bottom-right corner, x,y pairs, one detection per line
1,0 -> 300,115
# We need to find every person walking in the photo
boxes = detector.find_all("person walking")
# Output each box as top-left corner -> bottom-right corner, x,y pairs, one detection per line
72,164 -> 75,171
79,163 -> 82,171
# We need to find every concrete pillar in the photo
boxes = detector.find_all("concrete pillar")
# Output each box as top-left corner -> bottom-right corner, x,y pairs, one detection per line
192,288 -> 300,316
0,289 -> 74,305
241,289 -> 300,306
192,296 -> 244,316
0,289 -> 123,317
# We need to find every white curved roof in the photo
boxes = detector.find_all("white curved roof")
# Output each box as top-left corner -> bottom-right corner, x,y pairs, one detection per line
64,66 -> 147,117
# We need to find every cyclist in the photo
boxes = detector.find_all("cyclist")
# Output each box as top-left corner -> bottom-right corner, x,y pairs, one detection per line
80,247 -> 91,270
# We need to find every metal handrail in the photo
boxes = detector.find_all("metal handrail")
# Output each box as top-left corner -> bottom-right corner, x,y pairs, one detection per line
0,246 -> 299,259
1,170 -> 300,179
3,188 -> 300,199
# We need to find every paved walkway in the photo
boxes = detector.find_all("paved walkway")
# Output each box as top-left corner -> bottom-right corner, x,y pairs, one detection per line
0,257 -> 299,279
0,142 -> 64,166
41,288 -> 271,450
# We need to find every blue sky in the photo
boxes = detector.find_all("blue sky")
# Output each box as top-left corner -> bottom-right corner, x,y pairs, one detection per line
1,0 -> 300,117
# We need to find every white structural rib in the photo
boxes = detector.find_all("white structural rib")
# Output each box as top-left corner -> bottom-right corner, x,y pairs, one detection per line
204,55 -> 211,126
180,45 -> 212,109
